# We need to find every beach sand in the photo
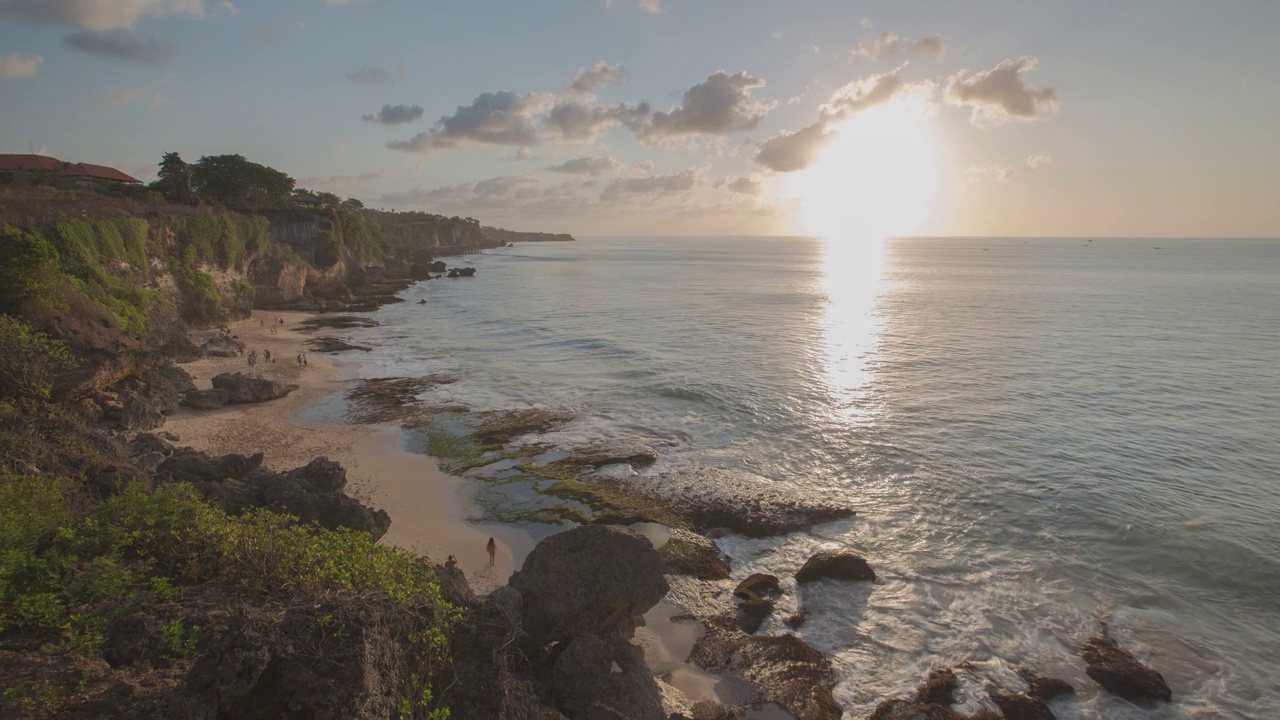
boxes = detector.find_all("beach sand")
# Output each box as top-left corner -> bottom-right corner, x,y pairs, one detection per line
163,309 -> 518,593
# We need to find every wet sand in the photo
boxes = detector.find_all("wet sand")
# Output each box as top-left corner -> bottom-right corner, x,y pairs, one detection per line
163,310 -> 517,593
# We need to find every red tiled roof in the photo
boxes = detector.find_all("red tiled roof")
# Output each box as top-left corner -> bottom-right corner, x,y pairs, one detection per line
58,163 -> 142,184
0,154 -> 65,172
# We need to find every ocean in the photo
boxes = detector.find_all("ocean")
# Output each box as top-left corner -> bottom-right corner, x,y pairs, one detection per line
342,236 -> 1280,719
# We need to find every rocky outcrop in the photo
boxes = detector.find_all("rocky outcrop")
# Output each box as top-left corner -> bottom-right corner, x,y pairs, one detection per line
182,388 -> 229,410
641,468 -> 856,538
100,362 -> 195,431
992,690 -> 1055,720
210,372 -> 299,403
567,439 -> 660,469
690,614 -> 842,720
510,525 -> 668,646
796,551 -> 875,584
657,529 -> 730,580
158,450 -> 390,539
550,635 -> 665,720
446,267 -> 476,278
1080,626 -> 1171,703
475,408 -> 574,446
734,573 -> 781,600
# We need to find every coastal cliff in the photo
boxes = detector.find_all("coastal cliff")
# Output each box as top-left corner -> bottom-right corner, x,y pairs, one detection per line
481,225 -> 577,244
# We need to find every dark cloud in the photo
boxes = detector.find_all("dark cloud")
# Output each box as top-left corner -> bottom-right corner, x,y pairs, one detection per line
63,31 -> 176,65
388,91 -> 554,153
754,121 -> 832,172
945,56 -> 1059,127
601,169 -> 699,201
0,0 -> 202,31
568,61 -> 626,94
545,98 -> 650,142
362,104 -> 425,125
637,71 -> 772,143
345,63 -> 405,86
852,32 -> 946,60
727,176 -> 761,195
546,156 -> 623,176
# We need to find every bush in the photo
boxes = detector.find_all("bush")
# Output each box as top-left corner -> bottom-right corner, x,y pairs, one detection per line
0,315 -> 80,400
0,227 -> 60,312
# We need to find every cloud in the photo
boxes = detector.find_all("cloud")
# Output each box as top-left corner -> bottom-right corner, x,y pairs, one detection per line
388,91 -> 554,153
755,67 -> 927,173
98,88 -> 146,108
546,156 -> 623,176
329,143 -> 345,153
945,56 -> 1059,127
969,153 -> 1053,182
633,160 -> 654,172
639,0 -> 662,13
299,171 -> 385,189
148,92 -> 167,107
727,176 -> 761,195
63,31 -> 176,65
0,52 -> 42,78
345,63 -> 405,86
568,61 -> 626,94
755,121 -> 832,172
499,148 -> 538,161
601,168 -> 699,201
254,22 -> 277,47
361,104 -> 425,125
545,97 -> 650,142
217,1 -> 239,15
637,71 -> 772,143
0,0 -> 203,31
852,31 -> 946,60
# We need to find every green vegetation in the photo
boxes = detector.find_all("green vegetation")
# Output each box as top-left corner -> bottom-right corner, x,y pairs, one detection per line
0,316 -> 79,400
153,151 -> 194,204
190,154 -> 295,210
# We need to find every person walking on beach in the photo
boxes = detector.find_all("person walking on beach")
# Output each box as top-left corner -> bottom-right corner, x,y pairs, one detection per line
445,555 -> 458,570
486,537 -> 496,567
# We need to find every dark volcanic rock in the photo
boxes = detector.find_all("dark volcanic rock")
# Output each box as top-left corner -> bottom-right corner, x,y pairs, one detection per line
568,439 -> 660,469
992,691 -> 1055,720
112,362 -> 196,431
447,267 -> 477,278
784,612 -> 808,629
1080,626 -> 1172,703
733,573 -> 781,600
182,388 -> 229,410
305,336 -> 372,353
690,614 -> 842,720
736,594 -> 774,634
430,260 -> 447,273
657,528 -> 730,580
1019,669 -> 1075,702
550,635 -> 665,720
795,551 -> 875,584
509,525 -> 668,646
210,373 -> 299,403
159,447 -> 264,483
474,408 -> 574,446
914,667 -> 958,707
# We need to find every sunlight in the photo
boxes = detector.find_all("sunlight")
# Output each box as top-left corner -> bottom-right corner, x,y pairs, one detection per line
789,98 -> 939,243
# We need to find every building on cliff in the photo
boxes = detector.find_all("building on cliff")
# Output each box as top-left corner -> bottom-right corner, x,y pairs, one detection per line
0,154 -> 141,184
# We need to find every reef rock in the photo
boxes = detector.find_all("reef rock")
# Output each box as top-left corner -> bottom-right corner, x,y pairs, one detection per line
568,439 -> 660,469
795,551 -> 876,584
1080,626 -> 1172,703
510,525 -> 669,646
210,372 -> 299,403
182,388 -> 230,410
734,573 -> 781,599
657,528 -> 730,580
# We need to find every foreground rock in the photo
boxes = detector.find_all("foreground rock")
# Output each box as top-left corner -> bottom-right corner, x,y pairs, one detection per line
567,438 -> 661,469
690,614 -> 842,720
210,372 -> 299,403
550,635 -> 665,720
1080,625 -> 1172,703
511,525 -> 668,646
796,551 -> 876,584
657,528 -> 730,580
159,450 -> 390,539
734,573 -> 781,599
474,408 -> 573,446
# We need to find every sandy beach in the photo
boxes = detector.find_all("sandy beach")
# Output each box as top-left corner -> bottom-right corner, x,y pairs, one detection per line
163,310 -> 517,593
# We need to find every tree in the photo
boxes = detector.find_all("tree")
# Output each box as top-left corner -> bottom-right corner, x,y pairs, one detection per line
315,191 -> 341,207
0,315 -> 80,400
189,154 -> 295,210
341,197 -> 364,210
153,151 -> 194,204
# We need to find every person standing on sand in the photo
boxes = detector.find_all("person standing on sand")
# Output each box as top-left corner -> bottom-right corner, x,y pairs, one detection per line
487,537 -> 496,567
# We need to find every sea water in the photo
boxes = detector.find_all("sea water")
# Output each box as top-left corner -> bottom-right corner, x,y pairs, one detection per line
342,236 -> 1280,719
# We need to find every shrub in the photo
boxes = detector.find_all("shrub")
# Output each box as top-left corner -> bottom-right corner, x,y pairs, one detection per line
0,227 -> 60,312
0,315 -> 80,400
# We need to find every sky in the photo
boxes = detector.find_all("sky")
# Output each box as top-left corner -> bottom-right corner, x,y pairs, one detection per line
1,0 -> 1278,238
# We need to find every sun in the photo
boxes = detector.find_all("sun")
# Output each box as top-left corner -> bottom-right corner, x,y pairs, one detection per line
788,99 -> 939,241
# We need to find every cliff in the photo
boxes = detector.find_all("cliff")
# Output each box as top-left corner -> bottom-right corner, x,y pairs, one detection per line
482,225 -> 577,244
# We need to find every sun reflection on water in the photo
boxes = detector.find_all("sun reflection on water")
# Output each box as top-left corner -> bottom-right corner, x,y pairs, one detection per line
819,234 -> 888,426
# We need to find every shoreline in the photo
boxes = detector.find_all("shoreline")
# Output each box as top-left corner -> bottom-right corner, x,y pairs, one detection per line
163,309 -> 523,594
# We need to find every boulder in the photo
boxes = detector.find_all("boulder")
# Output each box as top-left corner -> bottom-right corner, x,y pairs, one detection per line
992,691 -> 1055,720
644,468 -> 855,538
204,347 -> 239,358
1080,626 -> 1171,703
568,439 -> 660,469
657,529 -> 730,580
182,388 -> 230,410
509,525 -> 669,646
733,573 -> 781,600
159,448 -> 264,484
795,551 -> 875,584
736,594 -> 773,634
112,362 -> 196,431
914,668 -> 957,706
1019,669 -> 1074,702
430,260 -> 447,273
447,267 -> 477,278
211,373 -> 299,403
550,635 -> 666,720
784,612 -> 807,629
244,458 -> 391,540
